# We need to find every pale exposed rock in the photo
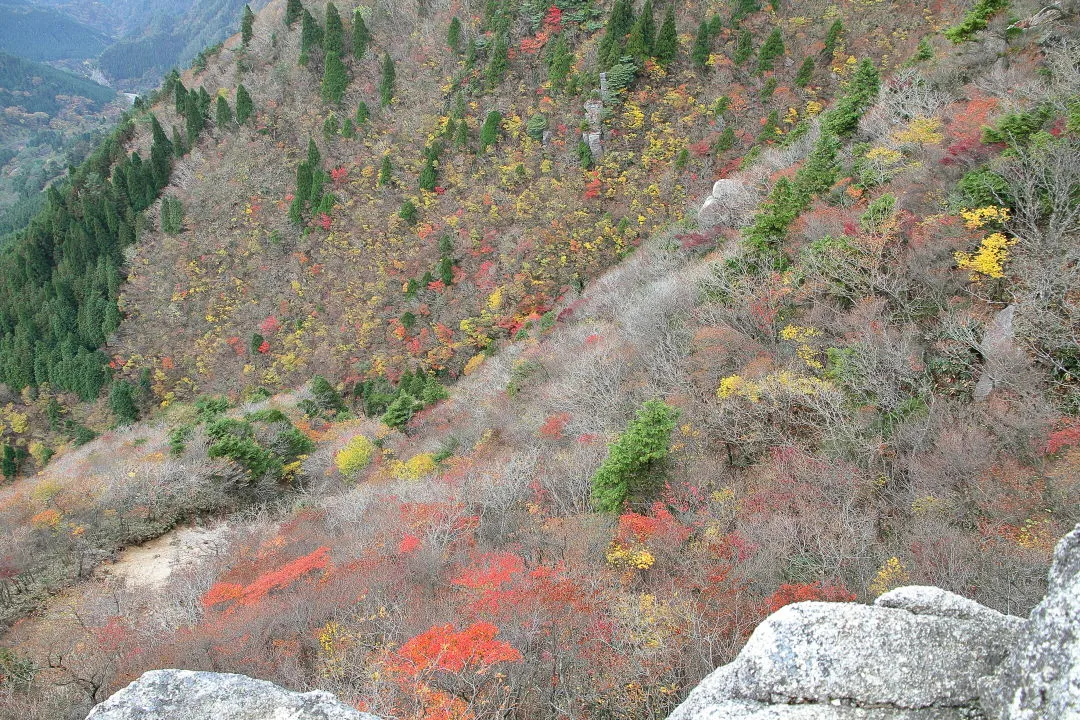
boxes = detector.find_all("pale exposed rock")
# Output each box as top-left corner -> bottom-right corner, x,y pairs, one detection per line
974,304 -> 1022,401
875,585 -> 1024,627
85,670 -> 379,720
698,178 -> 755,227
669,589 -> 1022,720
978,524 -> 1080,720
676,698 -> 979,720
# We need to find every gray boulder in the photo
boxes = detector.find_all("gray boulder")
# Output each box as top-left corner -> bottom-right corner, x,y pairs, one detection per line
699,178 -> 755,227
669,587 -> 1023,720
974,304 -> 1022,402
979,524 -> 1080,720
85,669 -> 379,720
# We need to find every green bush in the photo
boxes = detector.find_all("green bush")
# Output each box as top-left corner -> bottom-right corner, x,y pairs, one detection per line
944,0 -> 1009,43
591,400 -> 680,512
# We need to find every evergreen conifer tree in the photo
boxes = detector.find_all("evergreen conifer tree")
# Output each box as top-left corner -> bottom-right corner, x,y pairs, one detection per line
377,155 -> 392,186
691,20 -> 711,67
341,117 -> 355,138
379,52 -> 395,106
654,5 -> 678,65
419,154 -> 437,191
398,199 -> 418,224
757,28 -> 784,72
486,34 -> 509,88
300,9 -> 322,65
547,33 -> 573,90
447,16 -> 462,52
823,19 -> 843,56
174,79 -> 187,115
734,28 -> 753,64
454,117 -> 469,147
626,18 -> 649,62
638,0 -> 656,53
216,95 -> 233,127
235,83 -> 253,123
356,100 -> 370,125
479,110 -> 501,152
241,5 -> 255,46
795,57 -> 814,86
151,115 -> 172,155
285,0 -> 303,27
185,92 -> 204,141
109,380 -> 140,425
321,51 -> 348,104
325,2 -> 343,55
352,9 -> 370,59
171,127 -> 186,157
608,0 -> 635,39
198,86 -> 212,116
307,137 -> 321,168
590,400 -> 679,512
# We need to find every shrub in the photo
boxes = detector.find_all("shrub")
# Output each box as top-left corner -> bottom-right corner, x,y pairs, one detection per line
757,29 -> 784,72
591,400 -> 680,512
335,434 -> 374,478
526,114 -> 548,140
944,0 -> 1009,43
479,111 -> 502,152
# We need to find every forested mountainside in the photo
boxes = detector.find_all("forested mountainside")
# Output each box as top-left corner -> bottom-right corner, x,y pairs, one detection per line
0,52 -> 121,248
0,0 -> 1077,718
0,0 -> 109,61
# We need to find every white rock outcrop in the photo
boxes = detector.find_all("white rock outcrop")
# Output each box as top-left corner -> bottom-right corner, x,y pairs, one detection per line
699,178 -> 756,227
85,669 -> 379,720
670,525 -> 1080,720
979,524 -> 1080,719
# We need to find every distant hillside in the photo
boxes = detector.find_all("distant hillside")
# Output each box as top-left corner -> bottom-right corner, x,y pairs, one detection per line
0,52 -> 116,114
0,0 -> 108,61
26,0 -> 199,38
97,0 -> 272,91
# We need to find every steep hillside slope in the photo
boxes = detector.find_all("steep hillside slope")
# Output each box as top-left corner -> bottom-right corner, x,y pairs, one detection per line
0,0 -> 1078,719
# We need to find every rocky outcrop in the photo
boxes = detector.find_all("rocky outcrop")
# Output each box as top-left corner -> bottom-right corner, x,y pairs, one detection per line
85,669 -> 379,720
669,588 -> 1022,720
699,178 -> 756,227
979,524 -> 1080,719
974,304 -> 1023,402
670,525 -> 1080,720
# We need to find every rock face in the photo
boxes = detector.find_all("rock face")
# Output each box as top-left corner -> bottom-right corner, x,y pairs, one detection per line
979,524 -> 1080,720
699,178 -> 755,227
669,588 -> 1022,720
85,670 -> 379,720
670,525 -> 1080,720
973,304 -> 1021,402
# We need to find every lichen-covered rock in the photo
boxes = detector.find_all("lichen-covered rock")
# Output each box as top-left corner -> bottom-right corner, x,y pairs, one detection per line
874,585 -> 1024,626
979,524 -> 1080,720
85,670 -> 379,720
674,698 -> 980,720
669,588 -> 1023,720
698,178 -> 755,227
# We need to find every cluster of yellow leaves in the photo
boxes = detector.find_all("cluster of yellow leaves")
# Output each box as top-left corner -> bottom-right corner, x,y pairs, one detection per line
780,324 -> 824,370
462,353 -> 486,376
961,205 -> 1011,230
716,372 -> 833,402
335,434 -> 375,479
892,115 -> 943,146
955,233 -> 1015,280
606,542 -> 655,570
391,452 -> 437,481
3,404 -> 29,434
869,556 -> 909,597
